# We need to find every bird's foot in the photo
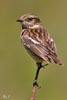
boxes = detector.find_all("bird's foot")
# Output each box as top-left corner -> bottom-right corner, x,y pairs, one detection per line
33,80 -> 41,89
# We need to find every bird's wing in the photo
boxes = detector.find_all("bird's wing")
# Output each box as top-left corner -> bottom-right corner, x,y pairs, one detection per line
20,29 -> 62,65
20,29 -> 51,63
37,29 -> 62,65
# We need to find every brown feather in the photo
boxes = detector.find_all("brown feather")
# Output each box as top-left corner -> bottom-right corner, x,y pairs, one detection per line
20,28 -> 62,65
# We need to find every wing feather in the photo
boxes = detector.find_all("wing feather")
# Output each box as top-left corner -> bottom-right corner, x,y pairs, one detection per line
20,29 -> 62,65
21,32 -> 50,62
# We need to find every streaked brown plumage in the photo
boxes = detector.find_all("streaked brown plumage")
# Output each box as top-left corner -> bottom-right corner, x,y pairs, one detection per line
17,14 -> 63,87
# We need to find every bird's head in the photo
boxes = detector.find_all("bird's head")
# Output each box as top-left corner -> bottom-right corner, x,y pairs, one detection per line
17,14 -> 41,29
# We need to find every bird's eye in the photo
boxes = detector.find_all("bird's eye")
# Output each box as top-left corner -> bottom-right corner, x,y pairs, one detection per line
28,18 -> 33,21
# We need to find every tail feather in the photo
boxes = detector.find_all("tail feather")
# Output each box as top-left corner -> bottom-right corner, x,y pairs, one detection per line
51,55 -> 63,65
54,58 -> 63,65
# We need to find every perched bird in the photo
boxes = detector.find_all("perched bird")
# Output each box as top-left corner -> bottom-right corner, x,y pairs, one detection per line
17,14 -> 62,87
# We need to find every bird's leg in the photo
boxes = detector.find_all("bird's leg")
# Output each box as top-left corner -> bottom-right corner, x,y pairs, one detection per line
31,62 -> 48,100
33,62 -> 42,87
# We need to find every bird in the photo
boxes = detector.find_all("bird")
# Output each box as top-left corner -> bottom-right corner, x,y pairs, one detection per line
17,14 -> 63,87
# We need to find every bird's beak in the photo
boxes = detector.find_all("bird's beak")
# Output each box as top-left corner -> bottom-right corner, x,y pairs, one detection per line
16,19 -> 23,22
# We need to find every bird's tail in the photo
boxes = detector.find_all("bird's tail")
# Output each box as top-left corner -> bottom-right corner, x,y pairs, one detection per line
54,58 -> 63,65
51,56 -> 63,65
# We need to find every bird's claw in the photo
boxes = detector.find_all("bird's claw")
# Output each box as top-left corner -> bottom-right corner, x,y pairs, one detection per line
33,80 -> 41,89
33,80 -> 38,87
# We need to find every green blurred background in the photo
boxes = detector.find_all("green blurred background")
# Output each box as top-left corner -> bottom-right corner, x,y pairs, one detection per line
0,0 -> 66,100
